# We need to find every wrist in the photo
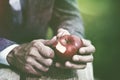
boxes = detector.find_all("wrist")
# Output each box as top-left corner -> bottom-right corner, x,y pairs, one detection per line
0,44 -> 19,66
7,44 -> 19,66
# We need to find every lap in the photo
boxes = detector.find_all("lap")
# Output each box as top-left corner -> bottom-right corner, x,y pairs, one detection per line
0,65 -> 20,80
0,63 -> 94,80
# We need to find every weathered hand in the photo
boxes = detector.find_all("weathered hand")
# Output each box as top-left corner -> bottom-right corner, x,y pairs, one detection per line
7,38 -> 56,76
66,39 -> 95,69
55,28 -> 95,69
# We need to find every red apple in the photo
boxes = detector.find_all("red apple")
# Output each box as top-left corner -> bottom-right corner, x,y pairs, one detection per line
52,35 -> 83,62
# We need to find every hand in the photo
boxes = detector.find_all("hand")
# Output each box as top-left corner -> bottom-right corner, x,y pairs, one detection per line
7,38 -> 56,76
55,28 -> 95,69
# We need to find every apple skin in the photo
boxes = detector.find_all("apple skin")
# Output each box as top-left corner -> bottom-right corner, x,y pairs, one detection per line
52,35 -> 83,62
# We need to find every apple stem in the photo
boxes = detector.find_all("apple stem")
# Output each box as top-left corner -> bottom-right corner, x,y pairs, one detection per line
66,39 -> 71,44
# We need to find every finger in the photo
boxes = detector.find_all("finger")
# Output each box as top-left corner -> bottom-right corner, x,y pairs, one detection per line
32,41 -> 54,58
55,62 -> 66,69
65,61 -> 86,69
39,44 -> 54,58
79,39 -> 95,54
33,60 -> 49,72
26,57 -> 49,72
72,55 -> 93,63
57,28 -> 70,38
79,45 -> 95,54
82,39 -> 92,47
55,61 -> 87,69
31,37 -> 56,46
36,58 -> 53,67
24,64 -> 41,76
58,28 -> 70,34
41,36 -> 57,46
28,47 -> 53,67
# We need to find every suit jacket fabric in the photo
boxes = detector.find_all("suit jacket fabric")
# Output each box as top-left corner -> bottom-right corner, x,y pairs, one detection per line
0,0 -> 84,43
0,0 -> 92,80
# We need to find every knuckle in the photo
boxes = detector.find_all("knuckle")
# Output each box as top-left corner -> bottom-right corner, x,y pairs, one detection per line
32,42 -> 39,47
43,68 -> 49,72
31,40 -> 37,45
48,49 -> 54,58
92,46 -> 96,53
26,57 -> 32,63
32,42 -> 43,51
45,59 -> 53,66
58,28 -> 64,32
25,65 -> 30,71
24,64 -> 41,76
83,39 -> 92,46
29,47 -> 36,55
29,47 -> 34,52
31,40 -> 41,47
90,55 -> 94,62
32,40 -> 39,43
37,64 -> 49,72
86,39 -> 91,44
41,66 -> 49,72
77,56 -> 83,62
85,55 -> 93,62
43,47 -> 54,58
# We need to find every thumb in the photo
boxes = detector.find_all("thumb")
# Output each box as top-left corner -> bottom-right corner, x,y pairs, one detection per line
43,36 -> 57,46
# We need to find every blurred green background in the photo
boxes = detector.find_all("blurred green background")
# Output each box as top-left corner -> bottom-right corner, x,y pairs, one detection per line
77,0 -> 120,80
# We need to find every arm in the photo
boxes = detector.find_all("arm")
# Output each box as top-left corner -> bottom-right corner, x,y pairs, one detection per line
0,0 -> 55,76
0,44 -> 19,65
49,0 -> 95,69
50,0 -> 84,38
0,38 -> 18,65
0,0 -> 21,65
0,38 -> 16,51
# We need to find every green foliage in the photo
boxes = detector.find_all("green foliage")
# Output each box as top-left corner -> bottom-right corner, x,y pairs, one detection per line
77,0 -> 120,80
46,27 -> 53,39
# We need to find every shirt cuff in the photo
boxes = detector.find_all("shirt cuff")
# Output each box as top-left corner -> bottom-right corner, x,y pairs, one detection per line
0,44 -> 19,66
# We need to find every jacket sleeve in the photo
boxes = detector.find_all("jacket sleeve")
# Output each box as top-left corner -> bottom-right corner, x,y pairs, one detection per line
0,38 -> 18,65
0,38 -> 17,65
0,38 -> 16,51
49,0 -> 85,38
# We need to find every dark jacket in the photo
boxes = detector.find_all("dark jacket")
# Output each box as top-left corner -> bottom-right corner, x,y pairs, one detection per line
0,0 -> 87,79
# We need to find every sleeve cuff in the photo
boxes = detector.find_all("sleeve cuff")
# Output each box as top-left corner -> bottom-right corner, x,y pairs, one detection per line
0,44 -> 19,66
